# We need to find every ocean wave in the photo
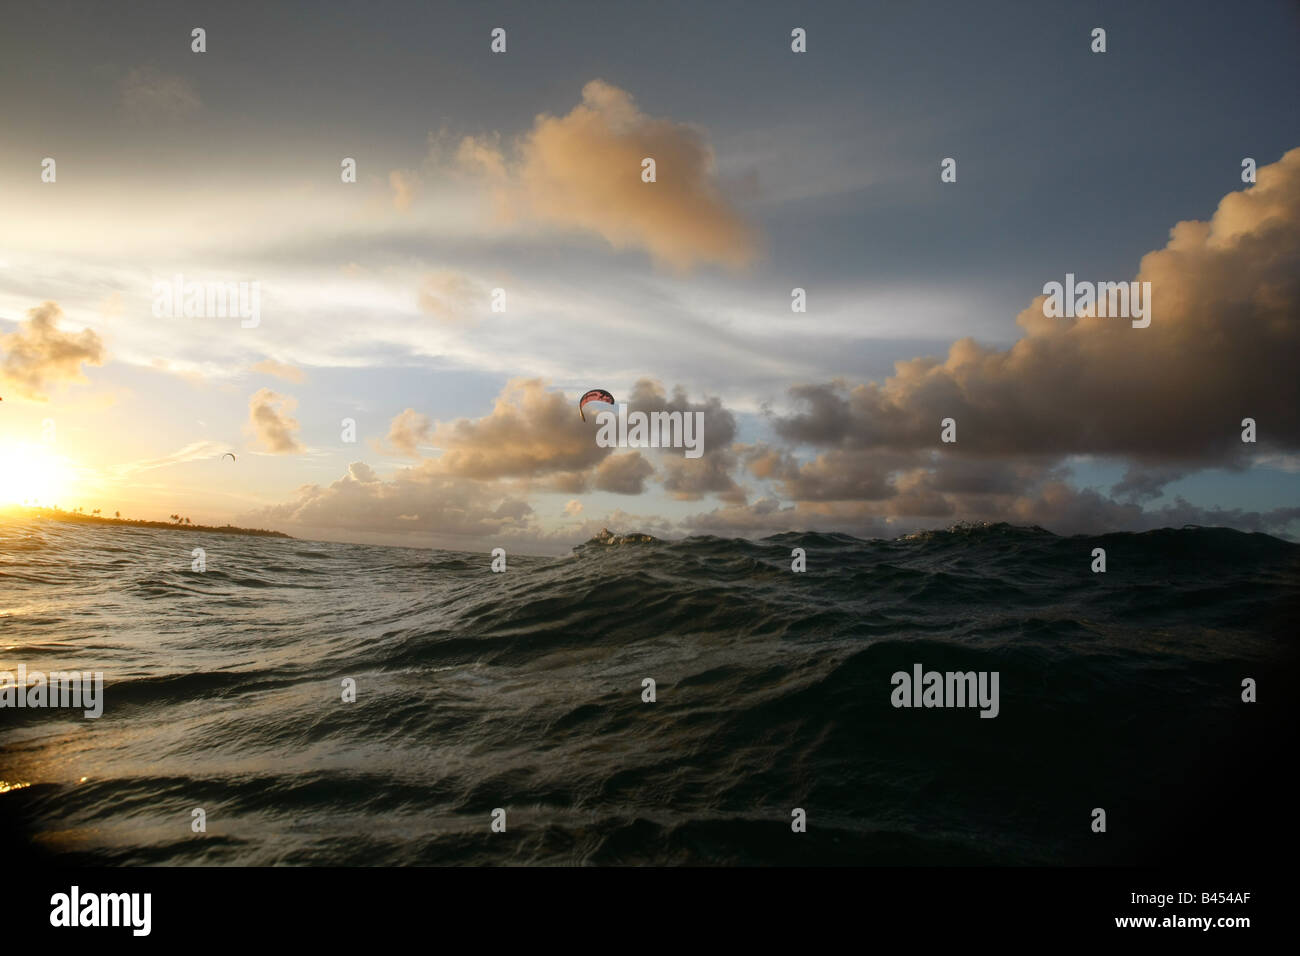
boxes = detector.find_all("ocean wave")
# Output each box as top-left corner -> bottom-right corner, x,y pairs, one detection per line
1,519 -> 1295,865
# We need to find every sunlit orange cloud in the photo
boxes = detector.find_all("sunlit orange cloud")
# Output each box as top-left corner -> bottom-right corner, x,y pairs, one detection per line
458,80 -> 758,271
0,302 -> 105,402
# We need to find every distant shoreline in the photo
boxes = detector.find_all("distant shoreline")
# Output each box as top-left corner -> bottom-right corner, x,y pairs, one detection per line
3,507 -> 292,538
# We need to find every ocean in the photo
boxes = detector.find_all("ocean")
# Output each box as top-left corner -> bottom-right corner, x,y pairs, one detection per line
1,517 -> 1296,866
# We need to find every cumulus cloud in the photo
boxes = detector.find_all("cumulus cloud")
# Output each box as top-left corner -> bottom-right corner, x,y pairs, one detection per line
996,484 -> 1300,537
745,446 -> 911,503
427,378 -> 610,479
409,376 -> 744,503
381,408 -> 434,457
251,359 -> 306,384
594,451 -> 655,494
731,443 -> 1300,538
252,143 -> 1300,555
347,461 -> 378,483
119,66 -> 200,120
623,379 -> 747,503
722,149 -> 1300,538
682,498 -> 900,540
248,454 -> 685,554
457,79 -> 758,270
256,378 -> 748,547
0,301 -> 105,400
772,148 -> 1300,465
249,457 -> 538,546
682,491 -> 1300,541
247,388 -> 304,454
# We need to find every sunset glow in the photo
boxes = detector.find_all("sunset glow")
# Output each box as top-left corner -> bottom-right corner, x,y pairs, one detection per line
0,443 -> 77,507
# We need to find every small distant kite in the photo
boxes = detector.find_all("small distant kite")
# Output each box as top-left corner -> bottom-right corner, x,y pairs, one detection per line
221,453 -> 236,462
578,388 -> 615,422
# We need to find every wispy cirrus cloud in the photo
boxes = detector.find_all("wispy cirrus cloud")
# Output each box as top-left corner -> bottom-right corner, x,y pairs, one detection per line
110,440 -> 230,476
251,360 -> 306,384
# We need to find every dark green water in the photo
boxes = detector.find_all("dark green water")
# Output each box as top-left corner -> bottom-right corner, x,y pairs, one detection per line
1,519 -> 1295,865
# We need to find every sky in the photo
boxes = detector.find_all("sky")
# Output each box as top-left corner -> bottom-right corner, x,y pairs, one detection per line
1,0 -> 1298,554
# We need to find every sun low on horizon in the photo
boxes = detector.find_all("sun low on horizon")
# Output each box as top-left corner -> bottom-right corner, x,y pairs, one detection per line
0,441 -> 79,508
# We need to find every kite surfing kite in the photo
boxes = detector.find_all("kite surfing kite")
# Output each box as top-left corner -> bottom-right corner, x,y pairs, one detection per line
578,388 -> 615,422
221,453 -> 236,462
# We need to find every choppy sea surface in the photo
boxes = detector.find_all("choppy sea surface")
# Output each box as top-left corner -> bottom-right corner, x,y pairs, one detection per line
1,517 -> 1296,865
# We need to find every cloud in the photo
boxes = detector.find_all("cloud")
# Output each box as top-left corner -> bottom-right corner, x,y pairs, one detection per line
119,66 -> 201,120
593,451 -> 655,494
249,453 -> 688,554
417,270 -> 479,322
99,292 -> 125,318
346,461 -> 378,483
251,359 -> 306,384
389,169 -> 419,211
253,460 -> 694,554
681,149 -> 1300,540
247,388 -> 304,454
681,490 -> 1300,541
744,446 -> 909,503
252,458 -> 537,541
1109,465 -> 1187,503
382,408 -> 434,457
681,502 -> 890,539
269,379 -> 742,547
0,301 -> 105,401
457,79 -> 758,270
996,484 -> 1300,537
771,148 -> 1300,466
729,445 -> 1300,538
427,378 -> 609,479
112,440 -> 229,476
250,144 -> 1300,549
410,376 -> 745,503
623,379 -> 747,503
